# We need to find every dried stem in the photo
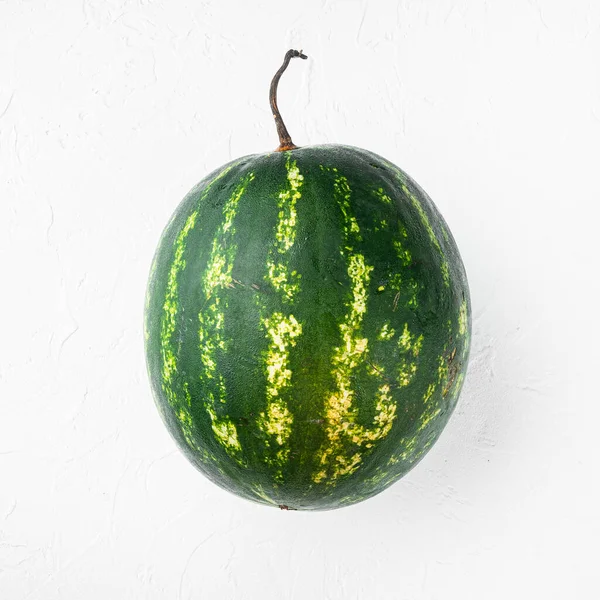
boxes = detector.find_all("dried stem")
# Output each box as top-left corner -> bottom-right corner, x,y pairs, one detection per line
269,49 -> 308,152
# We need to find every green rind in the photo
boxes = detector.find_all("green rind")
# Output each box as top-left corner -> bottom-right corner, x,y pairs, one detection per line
144,144 -> 471,510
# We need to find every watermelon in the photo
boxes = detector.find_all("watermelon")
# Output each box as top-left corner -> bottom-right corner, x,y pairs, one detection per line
144,50 -> 471,511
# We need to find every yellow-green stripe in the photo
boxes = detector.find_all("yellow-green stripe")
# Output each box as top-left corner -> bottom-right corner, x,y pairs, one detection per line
258,155 -> 304,477
314,168 -> 398,484
197,172 -> 255,460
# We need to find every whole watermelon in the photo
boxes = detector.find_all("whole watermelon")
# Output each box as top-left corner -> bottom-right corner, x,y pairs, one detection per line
144,54 -> 471,511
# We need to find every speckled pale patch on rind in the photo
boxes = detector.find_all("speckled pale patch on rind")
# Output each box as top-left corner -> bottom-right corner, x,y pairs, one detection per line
373,186 -> 392,205
407,279 -> 419,309
258,312 -> 301,470
399,435 -> 418,461
396,323 -> 423,388
177,382 -> 197,450
265,155 -> 303,302
392,220 -> 411,267
314,169 -> 398,485
196,172 -> 255,462
258,156 -> 304,476
418,383 -> 441,432
393,240 -> 412,266
206,406 -> 242,453
377,322 -> 395,341
437,354 -> 449,385
321,166 -> 361,238
389,273 -> 403,291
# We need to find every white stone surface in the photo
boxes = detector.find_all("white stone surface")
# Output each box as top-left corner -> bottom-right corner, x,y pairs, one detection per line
1,0 -> 599,598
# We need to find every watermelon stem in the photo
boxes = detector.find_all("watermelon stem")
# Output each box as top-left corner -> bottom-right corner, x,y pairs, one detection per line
270,49 -> 308,152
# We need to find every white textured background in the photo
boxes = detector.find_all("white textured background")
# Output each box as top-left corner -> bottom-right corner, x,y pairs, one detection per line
2,1 -> 599,598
